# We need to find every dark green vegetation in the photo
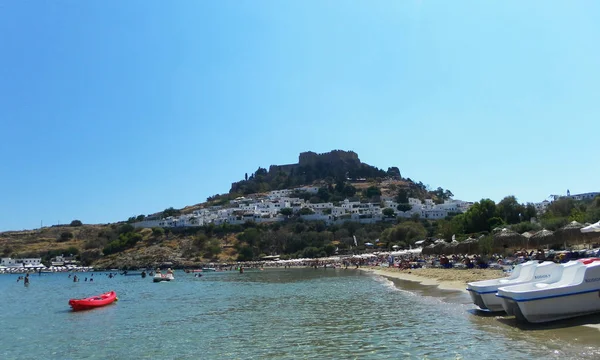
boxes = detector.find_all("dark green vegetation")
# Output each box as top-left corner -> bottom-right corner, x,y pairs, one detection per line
436,195 -> 600,242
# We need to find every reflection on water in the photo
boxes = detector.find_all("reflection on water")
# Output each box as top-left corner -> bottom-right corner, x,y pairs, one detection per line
384,274 -> 600,359
0,269 -> 598,359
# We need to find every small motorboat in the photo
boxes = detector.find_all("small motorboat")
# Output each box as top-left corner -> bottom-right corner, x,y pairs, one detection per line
69,291 -> 117,311
466,261 -> 557,312
497,259 -> 600,323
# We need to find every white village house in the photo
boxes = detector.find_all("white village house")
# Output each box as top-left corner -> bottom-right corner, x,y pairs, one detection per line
133,187 -> 474,229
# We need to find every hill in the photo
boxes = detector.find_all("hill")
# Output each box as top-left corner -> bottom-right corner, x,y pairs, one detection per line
229,150 -> 399,195
0,150 -> 462,268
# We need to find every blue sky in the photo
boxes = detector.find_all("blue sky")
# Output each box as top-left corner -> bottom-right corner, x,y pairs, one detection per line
1,1 -> 599,231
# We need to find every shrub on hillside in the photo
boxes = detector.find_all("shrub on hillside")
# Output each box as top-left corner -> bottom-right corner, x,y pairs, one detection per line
152,227 -> 165,237
70,220 -> 83,227
103,232 -> 142,255
57,231 -> 74,242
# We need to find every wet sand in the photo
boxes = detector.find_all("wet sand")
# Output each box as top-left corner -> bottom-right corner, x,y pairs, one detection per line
363,266 -> 600,351
365,267 -> 505,292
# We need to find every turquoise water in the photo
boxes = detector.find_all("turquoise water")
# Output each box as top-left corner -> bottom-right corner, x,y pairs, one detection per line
1,269 -> 598,359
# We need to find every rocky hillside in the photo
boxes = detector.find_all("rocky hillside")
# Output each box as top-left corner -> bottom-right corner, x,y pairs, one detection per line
1,150 -> 457,268
229,150 -> 400,195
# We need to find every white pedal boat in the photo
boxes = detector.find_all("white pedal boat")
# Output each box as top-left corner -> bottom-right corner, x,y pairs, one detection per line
466,261 -> 558,312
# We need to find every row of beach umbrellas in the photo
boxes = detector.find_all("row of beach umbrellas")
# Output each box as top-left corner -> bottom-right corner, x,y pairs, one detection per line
422,220 -> 600,255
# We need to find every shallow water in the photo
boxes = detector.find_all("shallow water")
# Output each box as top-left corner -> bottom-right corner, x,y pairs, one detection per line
1,269 -> 598,359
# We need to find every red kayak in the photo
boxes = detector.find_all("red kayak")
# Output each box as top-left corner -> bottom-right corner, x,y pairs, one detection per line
69,291 -> 118,311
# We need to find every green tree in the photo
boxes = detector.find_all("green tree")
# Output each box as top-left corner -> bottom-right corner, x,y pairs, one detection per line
193,233 -> 209,250
237,245 -> 254,261
58,231 -> 74,242
397,204 -> 412,212
239,228 -> 261,248
569,207 -> 586,223
317,187 -> 331,202
546,198 -> 575,218
279,208 -> 293,217
299,207 -> 314,215
152,227 -> 165,237
396,189 -> 409,204
382,208 -> 396,218
118,223 -> 135,235
162,207 -> 181,218
463,199 -> 497,233
380,222 -> 426,246
70,220 -> 83,227
496,196 -> 523,224
204,239 -> 222,258
522,203 -> 537,221
364,186 -> 381,198
343,184 -> 357,197
324,244 -> 337,256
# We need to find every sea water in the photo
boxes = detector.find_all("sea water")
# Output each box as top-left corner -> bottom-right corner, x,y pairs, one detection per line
0,269 -> 598,359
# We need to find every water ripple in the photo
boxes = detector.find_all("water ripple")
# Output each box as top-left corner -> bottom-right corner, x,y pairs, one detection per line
0,269 -> 598,359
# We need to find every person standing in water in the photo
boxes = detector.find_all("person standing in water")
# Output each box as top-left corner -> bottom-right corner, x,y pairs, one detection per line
24,273 -> 30,286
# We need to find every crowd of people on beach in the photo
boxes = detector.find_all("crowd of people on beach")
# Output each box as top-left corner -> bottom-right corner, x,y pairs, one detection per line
6,246 -> 600,286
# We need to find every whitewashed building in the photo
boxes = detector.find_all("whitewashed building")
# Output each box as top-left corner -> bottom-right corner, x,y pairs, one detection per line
1,257 -> 43,268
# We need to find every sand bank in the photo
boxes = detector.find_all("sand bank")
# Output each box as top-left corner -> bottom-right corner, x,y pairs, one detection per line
365,267 -> 505,292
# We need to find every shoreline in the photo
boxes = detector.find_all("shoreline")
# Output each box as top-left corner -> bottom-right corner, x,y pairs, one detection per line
365,267 -> 600,333
362,267 -> 505,293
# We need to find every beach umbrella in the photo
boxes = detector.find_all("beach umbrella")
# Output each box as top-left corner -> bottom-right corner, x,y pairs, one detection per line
581,220 -> 600,233
493,228 -> 525,249
392,245 -> 400,249
555,221 -> 585,247
444,240 -> 459,255
530,229 -> 556,248
364,242 -> 374,246
422,244 -> 435,255
432,240 -> 447,255
456,237 -> 479,254
581,221 -> 600,248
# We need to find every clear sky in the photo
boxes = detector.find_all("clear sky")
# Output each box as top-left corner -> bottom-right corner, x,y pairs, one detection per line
1,1 -> 599,231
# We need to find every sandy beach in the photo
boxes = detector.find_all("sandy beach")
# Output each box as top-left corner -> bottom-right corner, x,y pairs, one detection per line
364,267 -> 505,292
366,266 -> 600,333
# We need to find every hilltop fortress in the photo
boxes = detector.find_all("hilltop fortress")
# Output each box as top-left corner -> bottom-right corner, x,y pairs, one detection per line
268,150 -> 360,175
229,150 -> 393,196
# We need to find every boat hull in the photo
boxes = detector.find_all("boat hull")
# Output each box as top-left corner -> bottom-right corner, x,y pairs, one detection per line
69,291 -> 117,311
500,290 -> 600,323
467,290 -> 506,311
466,261 -> 556,312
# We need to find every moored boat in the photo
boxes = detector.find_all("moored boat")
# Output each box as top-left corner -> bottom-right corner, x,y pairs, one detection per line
69,291 -> 117,311
466,261 -> 557,312
496,258 -> 600,323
